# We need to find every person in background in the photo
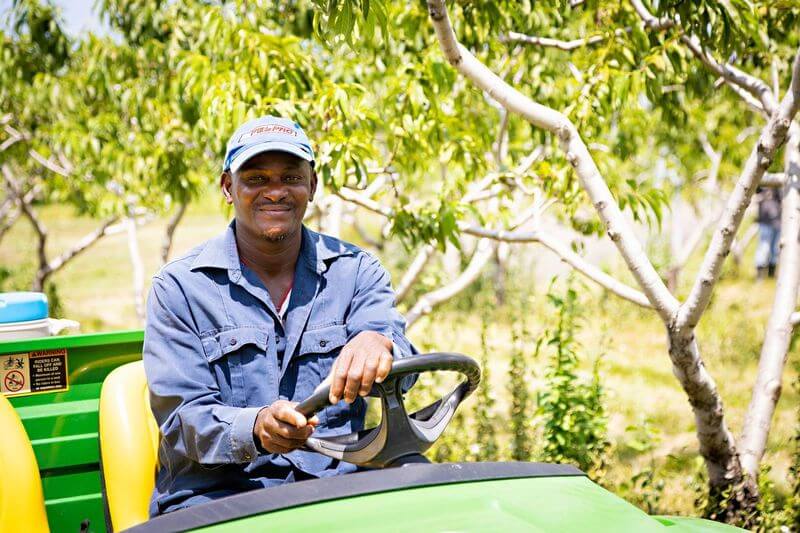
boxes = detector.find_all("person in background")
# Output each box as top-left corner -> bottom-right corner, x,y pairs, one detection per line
754,186 -> 782,279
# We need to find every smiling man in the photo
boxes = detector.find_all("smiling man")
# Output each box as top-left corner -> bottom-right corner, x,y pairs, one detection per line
143,116 -> 415,515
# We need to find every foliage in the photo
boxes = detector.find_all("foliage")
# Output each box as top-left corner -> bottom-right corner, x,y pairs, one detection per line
616,419 -> 665,516
507,297 -> 533,462
471,317 -> 499,461
536,278 -> 609,476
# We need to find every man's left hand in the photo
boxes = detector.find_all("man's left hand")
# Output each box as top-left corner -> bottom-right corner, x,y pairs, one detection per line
328,331 -> 393,404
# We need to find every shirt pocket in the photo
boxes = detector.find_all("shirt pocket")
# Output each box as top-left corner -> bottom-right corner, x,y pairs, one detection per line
201,327 -> 268,364
201,327 -> 269,407
298,324 -> 348,358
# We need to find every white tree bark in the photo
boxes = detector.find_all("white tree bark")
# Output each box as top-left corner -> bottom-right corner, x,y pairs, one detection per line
324,194 -> 344,238
739,125 -> 800,478
395,244 -> 435,304
500,31 -> 607,51
126,213 -> 146,324
761,173 -> 787,188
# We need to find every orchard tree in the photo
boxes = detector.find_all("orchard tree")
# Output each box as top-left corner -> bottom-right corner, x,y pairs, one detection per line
309,0 -> 800,525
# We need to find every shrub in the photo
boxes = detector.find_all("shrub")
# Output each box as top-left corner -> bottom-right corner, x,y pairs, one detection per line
536,278 -> 609,476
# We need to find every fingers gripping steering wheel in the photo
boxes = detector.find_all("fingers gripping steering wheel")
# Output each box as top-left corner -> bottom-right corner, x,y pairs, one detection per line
295,353 -> 481,469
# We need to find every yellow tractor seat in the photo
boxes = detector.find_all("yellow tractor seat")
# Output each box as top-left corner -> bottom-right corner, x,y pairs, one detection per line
0,392 -> 50,532
99,360 -> 159,531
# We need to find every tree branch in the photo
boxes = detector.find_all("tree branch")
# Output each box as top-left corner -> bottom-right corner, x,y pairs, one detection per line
0,207 -> 20,243
761,172 -> 786,188
681,35 -> 777,115
427,0 -> 679,323
2,165 -> 48,279
629,0 -> 675,31
494,107 -> 510,164
339,180 -> 652,309
0,181 -> 42,244
405,239 -> 496,328
677,47 -> 800,331
28,148 -> 74,177
350,214 -> 385,251
500,31 -> 607,51
462,224 -> 652,308
739,124 -> 800,478
395,243 -> 436,304
37,216 -> 119,286
630,0 -> 776,115
791,312 -> 800,327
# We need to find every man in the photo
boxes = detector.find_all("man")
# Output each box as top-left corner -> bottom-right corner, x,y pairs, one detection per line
143,116 -> 415,515
755,186 -> 782,279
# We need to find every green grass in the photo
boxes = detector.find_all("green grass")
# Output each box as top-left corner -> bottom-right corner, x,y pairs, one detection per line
1,194 -> 797,521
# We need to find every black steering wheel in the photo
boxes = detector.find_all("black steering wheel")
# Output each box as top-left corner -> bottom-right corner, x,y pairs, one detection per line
295,353 -> 481,468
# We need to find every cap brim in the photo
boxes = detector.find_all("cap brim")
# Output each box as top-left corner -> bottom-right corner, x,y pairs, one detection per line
229,142 -> 314,173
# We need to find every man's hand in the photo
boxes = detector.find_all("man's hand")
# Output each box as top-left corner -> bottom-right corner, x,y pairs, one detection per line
253,400 -> 319,455
329,331 -> 393,404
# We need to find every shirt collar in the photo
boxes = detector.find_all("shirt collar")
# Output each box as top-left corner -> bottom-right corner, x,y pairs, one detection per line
190,221 -> 355,274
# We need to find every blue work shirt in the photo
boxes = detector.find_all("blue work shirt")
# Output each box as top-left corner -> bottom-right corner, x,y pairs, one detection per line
143,222 -> 415,515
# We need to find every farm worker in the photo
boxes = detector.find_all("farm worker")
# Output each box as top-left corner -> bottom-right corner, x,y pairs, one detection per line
143,116 -> 416,515
754,186 -> 782,279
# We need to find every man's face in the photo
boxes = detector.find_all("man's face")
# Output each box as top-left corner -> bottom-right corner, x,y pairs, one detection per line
221,151 -> 317,243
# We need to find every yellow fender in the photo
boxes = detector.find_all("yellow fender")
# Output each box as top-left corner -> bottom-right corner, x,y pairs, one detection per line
99,361 -> 159,531
0,393 -> 49,533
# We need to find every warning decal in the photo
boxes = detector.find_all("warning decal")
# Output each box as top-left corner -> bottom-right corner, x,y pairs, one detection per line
1,349 -> 68,397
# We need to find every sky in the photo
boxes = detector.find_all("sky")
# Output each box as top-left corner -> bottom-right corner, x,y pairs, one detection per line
1,0 -> 107,36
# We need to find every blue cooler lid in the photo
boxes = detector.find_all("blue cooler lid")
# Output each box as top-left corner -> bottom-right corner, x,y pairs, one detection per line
0,292 -> 49,323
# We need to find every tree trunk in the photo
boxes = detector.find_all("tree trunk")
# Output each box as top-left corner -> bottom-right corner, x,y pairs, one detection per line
126,215 -> 146,324
493,244 -> 508,305
324,195 -> 343,238
161,201 -> 187,265
666,330 -> 760,524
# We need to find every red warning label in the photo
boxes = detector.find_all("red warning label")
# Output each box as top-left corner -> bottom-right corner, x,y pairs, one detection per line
4,370 -> 24,392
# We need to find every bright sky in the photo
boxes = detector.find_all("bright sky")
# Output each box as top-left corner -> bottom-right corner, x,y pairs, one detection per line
1,0 -> 106,36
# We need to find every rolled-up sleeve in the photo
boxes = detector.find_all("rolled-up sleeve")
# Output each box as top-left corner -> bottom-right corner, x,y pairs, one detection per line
346,253 -> 416,361
143,276 -> 259,465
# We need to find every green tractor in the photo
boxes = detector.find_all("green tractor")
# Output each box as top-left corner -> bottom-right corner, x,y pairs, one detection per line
1,327 -> 740,532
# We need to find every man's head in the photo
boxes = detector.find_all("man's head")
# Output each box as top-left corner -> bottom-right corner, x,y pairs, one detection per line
220,117 -> 317,243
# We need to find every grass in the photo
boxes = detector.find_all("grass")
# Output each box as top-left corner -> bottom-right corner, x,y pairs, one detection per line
1,193 -> 798,521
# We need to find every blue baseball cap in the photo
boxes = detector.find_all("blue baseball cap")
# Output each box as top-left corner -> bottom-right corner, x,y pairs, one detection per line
223,116 -> 315,173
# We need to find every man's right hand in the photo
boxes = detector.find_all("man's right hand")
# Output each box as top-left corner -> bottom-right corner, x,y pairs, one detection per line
253,400 -> 319,455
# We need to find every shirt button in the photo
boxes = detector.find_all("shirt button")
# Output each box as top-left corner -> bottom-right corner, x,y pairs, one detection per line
229,338 -> 237,346
319,340 -> 328,348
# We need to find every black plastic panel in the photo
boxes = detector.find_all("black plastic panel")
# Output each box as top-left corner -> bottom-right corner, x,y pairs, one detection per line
127,462 -> 584,533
